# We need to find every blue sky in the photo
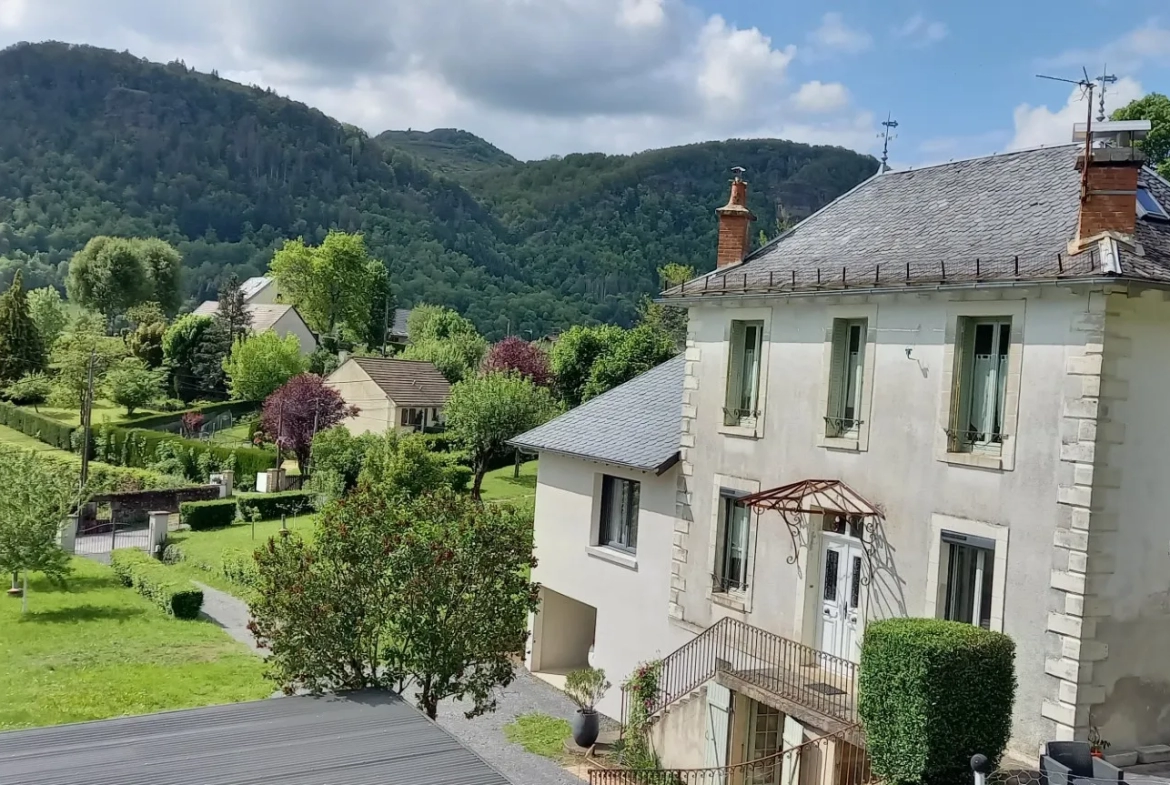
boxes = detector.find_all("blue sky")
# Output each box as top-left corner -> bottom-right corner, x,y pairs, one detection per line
1,0 -> 1166,165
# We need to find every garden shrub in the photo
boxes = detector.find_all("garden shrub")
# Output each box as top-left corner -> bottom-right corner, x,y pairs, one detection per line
220,549 -> 260,591
0,443 -> 189,492
236,490 -> 316,521
109,548 -> 204,619
89,425 -> 276,483
180,499 -> 237,531
122,400 -> 259,430
0,400 -> 76,449
161,543 -> 185,564
858,618 -> 1016,785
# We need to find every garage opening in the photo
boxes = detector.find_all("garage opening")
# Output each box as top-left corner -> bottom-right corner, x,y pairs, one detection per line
529,587 -> 597,690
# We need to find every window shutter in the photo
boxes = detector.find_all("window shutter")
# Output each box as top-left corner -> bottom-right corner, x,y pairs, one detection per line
947,319 -> 969,451
825,320 -> 848,435
725,323 -> 745,421
599,477 -> 613,543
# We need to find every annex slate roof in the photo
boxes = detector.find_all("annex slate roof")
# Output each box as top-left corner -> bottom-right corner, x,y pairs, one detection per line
391,307 -> 412,338
665,145 -> 1170,299
348,356 -> 451,407
0,692 -> 513,785
240,275 -> 274,301
191,301 -> 305,334
510,355 -> 684,474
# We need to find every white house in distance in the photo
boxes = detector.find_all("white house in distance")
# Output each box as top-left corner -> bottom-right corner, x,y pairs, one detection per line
326,357 -> 451,436
192,301 -> 317,356
239,275 -> 280,304
513,119 -> 1170,777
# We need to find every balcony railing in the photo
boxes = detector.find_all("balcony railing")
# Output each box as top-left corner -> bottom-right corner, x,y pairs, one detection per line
622,618 -> 858,731
590,722 -> 870,785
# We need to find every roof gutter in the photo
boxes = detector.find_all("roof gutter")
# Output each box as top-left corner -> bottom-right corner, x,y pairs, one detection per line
507,442 -> 680,476
655,274 -> 1165,307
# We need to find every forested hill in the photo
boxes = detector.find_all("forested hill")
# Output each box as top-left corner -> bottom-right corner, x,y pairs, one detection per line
0,42 -> 878,337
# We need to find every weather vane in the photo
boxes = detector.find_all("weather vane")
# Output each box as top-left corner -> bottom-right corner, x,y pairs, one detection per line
878,113 -> 898,173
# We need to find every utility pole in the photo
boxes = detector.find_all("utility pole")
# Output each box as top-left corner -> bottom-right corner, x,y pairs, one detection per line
78,349 -> 96,490
381,288 -> 390,357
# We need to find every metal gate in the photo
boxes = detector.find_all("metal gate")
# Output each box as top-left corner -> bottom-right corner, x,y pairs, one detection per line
74,507 -> 151,556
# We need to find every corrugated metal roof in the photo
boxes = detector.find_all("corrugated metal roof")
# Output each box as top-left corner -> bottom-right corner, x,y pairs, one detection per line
339,357 -> 452,407
510,356 -> 683,474
0,692 -> 514,785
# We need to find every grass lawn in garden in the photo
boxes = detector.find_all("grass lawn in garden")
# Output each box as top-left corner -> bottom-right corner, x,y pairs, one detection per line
36,399 -> 162,427
166,515 -> 317,598
480,460 -> 537,503
0,558 -> 270,730
0,423 -> 61,452
207,422 -> 251,447
503,713 -> 572,760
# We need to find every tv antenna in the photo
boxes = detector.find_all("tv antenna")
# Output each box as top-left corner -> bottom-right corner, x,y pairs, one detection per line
1095,66 -> 1117,122
1036,69 -> 1095,201
878,113 -> 899,173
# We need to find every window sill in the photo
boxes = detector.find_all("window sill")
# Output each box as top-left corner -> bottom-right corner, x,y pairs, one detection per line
709,590 -> 748,613
819,435 -> 861,452
587,546 -> 638,571
719,423 -> 762,440
940,451 -> 1005,471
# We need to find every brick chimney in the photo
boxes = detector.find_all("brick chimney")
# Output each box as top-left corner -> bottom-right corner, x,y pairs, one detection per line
716,167 -> 757,268
1072,120 -> 1150,250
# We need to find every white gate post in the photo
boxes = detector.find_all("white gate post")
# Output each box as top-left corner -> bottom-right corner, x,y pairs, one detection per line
60,514 -> 78,555
148,511 -> 170,559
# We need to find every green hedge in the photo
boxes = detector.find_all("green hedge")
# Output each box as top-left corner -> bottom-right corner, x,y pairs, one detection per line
0,401 -> 77,450
236,491 -> 316,521
858,618 -> 1016,785
180,499 -> 238,531
122,401 -> 259,431
0,442 -> 190,492
92,426 -> 277,484
220,549 -> 260,591
109,549 -> 204,619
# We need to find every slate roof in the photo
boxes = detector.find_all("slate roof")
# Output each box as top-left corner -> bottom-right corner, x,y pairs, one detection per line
345,356 -> 451,407
510,355 -> 684,474
0,692 -> 513,785
391,307 -> 412,338
191,302 -> 306,334
664,145 -> 1170,299
240,275 -> 274,301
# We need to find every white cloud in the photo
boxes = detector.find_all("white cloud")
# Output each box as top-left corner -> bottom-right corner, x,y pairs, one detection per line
894,14 -> 947,47
1009,76 -> 1144,151
807,12 -> 872,56
0,0 -> 879,160
793,81 -> 850,114
1043,20 -> 1170,73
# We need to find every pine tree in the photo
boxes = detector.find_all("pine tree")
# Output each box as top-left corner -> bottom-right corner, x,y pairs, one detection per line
0,271 -> 45,383
217,273 -> 252,345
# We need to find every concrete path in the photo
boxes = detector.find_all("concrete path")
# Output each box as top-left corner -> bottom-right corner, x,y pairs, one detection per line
191,580 -> 588,784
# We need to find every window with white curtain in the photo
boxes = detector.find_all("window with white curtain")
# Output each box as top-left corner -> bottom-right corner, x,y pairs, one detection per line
599,475 -> 640,553
825,318 -> 867,437
714,492 -> 751,592
724,320 -> 764,427
950,317 -> 1011,453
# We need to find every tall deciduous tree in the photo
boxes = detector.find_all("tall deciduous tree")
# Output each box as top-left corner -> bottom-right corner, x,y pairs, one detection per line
0,446 -> 78,594
268,231 -> 375,336
66,237 -> 182,328
581,324 -> 676,401
638,263 -> 694,351
261,374 -> 357,473
482,336 -> 552,386
0,271 -> 45,383
105,357 -> 164,415
549,323 -> 624,408
223,332 -> 307,402
217,272 -> 253,345
1113,93 -> 1170,179
163,314 -> 230,401
48,315 -> 128,410
444,372 -> 557,499
401,304 -> 487,383
136,238 -> 183,315
365,260 -> 394,351
247,486 -> 538,720
27,287 -> 67,351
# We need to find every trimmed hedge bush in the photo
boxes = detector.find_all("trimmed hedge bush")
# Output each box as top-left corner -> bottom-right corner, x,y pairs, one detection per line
180,499 -> 238,531
91,425 -> 277,484
0,442 -> 190,492
858,618 -> 1016,785
109,549 -> 204,619
0,400 -> 77,449
236,490 -> 316,521
122,400 -> 259,431
220,549 -> 260,591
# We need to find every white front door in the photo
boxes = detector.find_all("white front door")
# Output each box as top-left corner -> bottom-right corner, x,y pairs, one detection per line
706,683 -> 732,784
816,536 -> 865,663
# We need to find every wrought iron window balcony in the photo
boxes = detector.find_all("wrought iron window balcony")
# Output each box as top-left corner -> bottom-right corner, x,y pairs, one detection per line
823,415 -> 863,437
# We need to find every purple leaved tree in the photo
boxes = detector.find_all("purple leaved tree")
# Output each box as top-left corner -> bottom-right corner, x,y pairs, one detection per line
261,374 -> 358,474
482,336 -> 552,387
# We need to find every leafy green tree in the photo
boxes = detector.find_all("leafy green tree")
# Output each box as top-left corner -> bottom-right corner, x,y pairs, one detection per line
27,287 -> 68,351
65,237 -> 149,328
48,315 -> 128,410
217,272 -> 252,345
0,271 -> 45,383
0,446 -> 79,594
444,372 -> 557,498
128,320 -> 167,368
248,486 -> 538,720
549,324 -> 624,407
365,260 -> 394,350
136,238 -> 183,315
4,373 -> 52,411
124,302 -> 167,329
105,357 -> 164,415
306,426 -> 376,501
162,314 -> 230,401
638,264 -> 694,351
223,332 -> 307,402
269,231 -> 375,336
582,324 -> 676,401
1113,93 -> 1170,179
357,431 -> 452,500
401,304 -> 488,383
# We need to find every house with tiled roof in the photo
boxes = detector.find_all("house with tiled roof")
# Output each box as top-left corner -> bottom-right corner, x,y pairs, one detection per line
515,119 -> 1170,778
326,356 -> 451,435
191,301 -> 317,355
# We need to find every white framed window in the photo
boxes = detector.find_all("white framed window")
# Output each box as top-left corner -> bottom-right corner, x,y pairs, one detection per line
399,407 -> 425,427
941,534 -> 995,629
714,491 -> 751,593
724,320 -> 764,428
825,318 -> 867,438
949,317 -> 1011,454
599,475 -> 639,554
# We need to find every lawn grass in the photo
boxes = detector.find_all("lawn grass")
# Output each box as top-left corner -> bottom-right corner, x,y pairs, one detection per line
166,515 -> 317,598
207,422 -> 251,447
480,460 -> 537,503
0,558 -> 270,730
37,399 -> 162,427
0,423 -> 60,452
503,713 -> 572,760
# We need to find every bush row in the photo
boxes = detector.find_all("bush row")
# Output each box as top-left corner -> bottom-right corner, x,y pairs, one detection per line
0,401 -> 76,450
109,549 -> 204,619
236,491 -> 316,521
180,499 -> 237,531
90,425 -> 276,486
122,401 -> 259,431
0,442 -> 190,492
220,549 -> 260,591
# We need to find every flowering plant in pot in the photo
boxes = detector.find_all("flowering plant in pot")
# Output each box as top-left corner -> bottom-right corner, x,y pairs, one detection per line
565,667 -> 611,748
1089,726 -> 1111,758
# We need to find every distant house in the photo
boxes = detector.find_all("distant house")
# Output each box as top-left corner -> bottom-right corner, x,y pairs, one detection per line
191,301 -> 318,355
239,275 -> 280,305
387,308 -> 411,351
326,356 -> 451,435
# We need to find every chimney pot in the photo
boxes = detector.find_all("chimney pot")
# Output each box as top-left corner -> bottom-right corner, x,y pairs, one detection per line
715,167 -> 756,269
1072,119 -> 1150,247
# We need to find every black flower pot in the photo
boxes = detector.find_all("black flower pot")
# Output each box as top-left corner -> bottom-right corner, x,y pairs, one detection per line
571,709 -> 600,748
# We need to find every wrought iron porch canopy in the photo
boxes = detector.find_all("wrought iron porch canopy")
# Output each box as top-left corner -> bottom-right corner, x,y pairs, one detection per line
739,479 -> 882,519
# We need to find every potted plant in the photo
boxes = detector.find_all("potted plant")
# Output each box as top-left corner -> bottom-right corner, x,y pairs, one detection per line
565,667 -> 611,748
1089,726 -> 1111,758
